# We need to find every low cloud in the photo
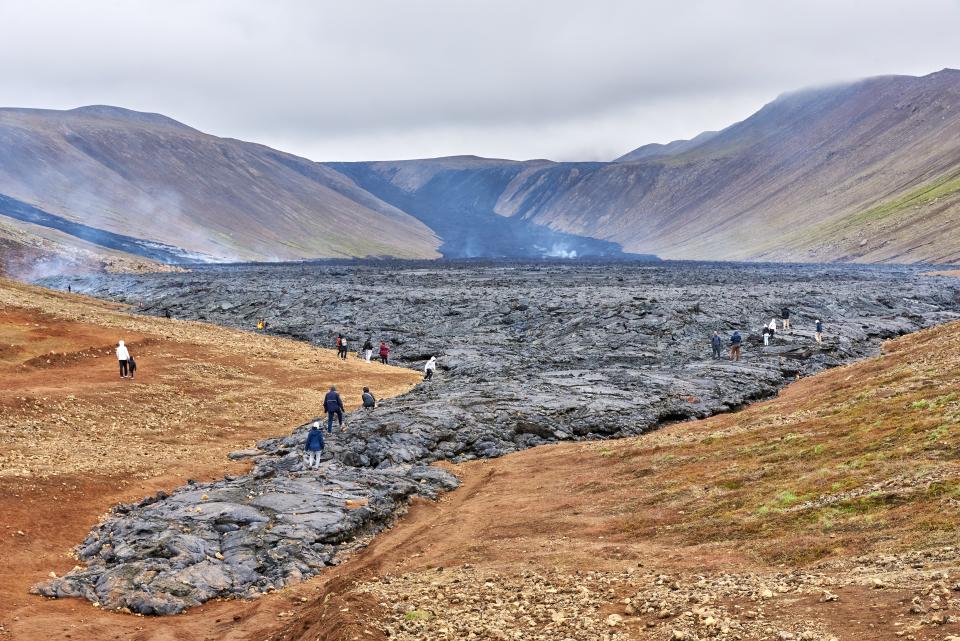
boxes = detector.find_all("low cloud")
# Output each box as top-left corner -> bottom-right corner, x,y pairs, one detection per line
0,0 -> 958,160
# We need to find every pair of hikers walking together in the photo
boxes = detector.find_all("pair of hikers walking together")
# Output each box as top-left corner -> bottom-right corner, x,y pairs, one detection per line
116,340 -> 137,379
303,384 -> 378,469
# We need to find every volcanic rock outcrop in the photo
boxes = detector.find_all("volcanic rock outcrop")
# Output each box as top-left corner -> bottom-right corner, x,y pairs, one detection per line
35,262 -> 960,613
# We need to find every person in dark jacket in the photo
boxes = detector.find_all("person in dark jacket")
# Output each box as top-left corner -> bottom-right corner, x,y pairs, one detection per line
781,307 -> 791,331
730,331 -> 742,361
815,319 -> 824,345
128,354 -> 137,379
379,341 -> 390,365
323,385 -> 345,432
710,331 -> 722,359
304,421 -> 324,469
361,386 -> 376,409
362,338 -> 374,363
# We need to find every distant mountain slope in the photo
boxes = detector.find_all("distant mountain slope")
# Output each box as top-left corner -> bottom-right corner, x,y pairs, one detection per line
614,130 -> 719,162
327,69 -> 960,264
501,69 -> 960,264
0,106 -> 440,262
328,156 -> 638,258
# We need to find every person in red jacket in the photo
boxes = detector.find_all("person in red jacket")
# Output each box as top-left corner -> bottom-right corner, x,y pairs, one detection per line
379,341 -> 390,365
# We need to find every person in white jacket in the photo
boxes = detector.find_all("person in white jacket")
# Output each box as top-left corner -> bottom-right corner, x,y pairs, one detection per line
116,340 -> 130,378
424,356 -> 437,380
764,318 -> 777,346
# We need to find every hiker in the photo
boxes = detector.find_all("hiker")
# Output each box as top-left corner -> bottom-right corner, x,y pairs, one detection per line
424,356 -> 437,380
361,386 -> 376,409
323,385 -> 345,433
128,353 -> 137,380
164,308 -> 171,319
116,340 -> 130,378
304,421 -> 325,469
257,318 -> 265,331
362,338 -> 374,363
379,341 -> 390,365
815,319 -> 824,344
781,307 -> 791,331
730,331 -> 742,362
764,318 -> 777,345
67,285 -> 71,293
711,331 -> 722,359
337,335 -> 349,360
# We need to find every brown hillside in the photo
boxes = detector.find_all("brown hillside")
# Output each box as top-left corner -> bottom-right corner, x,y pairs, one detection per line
503,70 -> 960,264
0,106 -> 440,262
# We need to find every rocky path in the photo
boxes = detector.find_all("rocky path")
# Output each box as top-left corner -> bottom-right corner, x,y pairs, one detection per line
36,262 -> 960,615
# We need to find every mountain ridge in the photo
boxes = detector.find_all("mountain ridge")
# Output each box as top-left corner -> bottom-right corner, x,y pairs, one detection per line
327,68 -> 960,264
2,68 -> 960,267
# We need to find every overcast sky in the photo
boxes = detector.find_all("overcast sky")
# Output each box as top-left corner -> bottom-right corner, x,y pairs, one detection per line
1,1 -> 959,162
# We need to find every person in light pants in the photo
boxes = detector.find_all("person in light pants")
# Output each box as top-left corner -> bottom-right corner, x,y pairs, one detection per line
304,422 -> 324,469
362,338 -> 373,363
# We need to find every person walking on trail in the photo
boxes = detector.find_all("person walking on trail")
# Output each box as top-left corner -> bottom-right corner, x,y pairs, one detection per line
711,331 -> 722,359
424,356 -> 437,380
361,386 -> 376,409
362,338 -> 374,363
338,336 -> 349,360
128,353 -> 138,380
323,385 -> 345,433
781,307 -> 791,331
815,319 -> 824,345
379,341 -> 390,365
730,331 -> 742,362
116,340 -> 130,378
304,421 -> 325,469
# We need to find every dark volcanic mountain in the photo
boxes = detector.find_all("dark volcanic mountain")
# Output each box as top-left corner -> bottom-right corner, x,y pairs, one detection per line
326,69 -> 960,264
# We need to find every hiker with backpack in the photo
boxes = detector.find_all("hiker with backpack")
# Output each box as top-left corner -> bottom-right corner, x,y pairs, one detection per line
362,386 -> 376,409
730,331 -> 743,361
815,319 -> 824,344
379,341 -> 390,365
304,421 -> 324,469
335,334 -> 349,360
781,307 -> 791,331
323,385 -> 345,432
362,338 -> 374,363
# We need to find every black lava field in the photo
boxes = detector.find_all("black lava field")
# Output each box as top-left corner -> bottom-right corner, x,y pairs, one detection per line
35,261 -> 960,614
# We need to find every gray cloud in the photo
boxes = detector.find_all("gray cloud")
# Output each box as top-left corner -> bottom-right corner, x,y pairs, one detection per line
0,0 -> 958,161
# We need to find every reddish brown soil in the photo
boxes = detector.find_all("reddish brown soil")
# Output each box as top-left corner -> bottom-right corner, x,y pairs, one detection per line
0,279 -> 420,641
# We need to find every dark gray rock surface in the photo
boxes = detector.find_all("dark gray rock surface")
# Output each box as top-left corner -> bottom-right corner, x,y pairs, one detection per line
34,261 -> 960,613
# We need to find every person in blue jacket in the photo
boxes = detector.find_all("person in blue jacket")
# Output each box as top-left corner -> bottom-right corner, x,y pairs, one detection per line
304,421 -> 324,469
710,331 -> 722,359
730,331 -> 743,361
323,385 -> 345,433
